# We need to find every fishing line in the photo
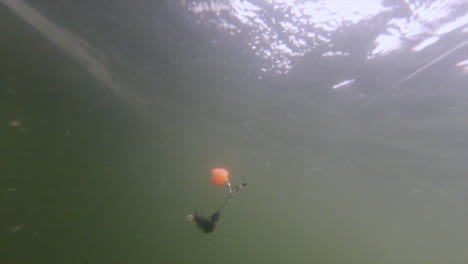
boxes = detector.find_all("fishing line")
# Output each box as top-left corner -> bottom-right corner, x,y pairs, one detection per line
359,37 -> 468,110
216,182 -> 247,212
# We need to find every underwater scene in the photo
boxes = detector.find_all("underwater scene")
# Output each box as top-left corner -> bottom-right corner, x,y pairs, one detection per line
1,0 -> 468,263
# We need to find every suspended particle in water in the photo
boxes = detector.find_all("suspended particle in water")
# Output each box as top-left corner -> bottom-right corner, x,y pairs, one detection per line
9,120 -> 22,127
10,224 -> 24,232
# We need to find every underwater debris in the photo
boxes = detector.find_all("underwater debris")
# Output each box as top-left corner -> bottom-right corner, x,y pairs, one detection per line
9,120 -> 22,127
10,224 -> 24,232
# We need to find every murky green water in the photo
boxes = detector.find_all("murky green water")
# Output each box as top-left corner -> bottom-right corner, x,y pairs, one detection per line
2,1 -> 468,263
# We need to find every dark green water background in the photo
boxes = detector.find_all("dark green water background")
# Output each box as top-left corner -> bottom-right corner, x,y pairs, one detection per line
1,1 -> 468,263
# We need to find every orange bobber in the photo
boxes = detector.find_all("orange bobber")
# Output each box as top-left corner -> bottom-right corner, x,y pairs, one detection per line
211,168 -> 229,186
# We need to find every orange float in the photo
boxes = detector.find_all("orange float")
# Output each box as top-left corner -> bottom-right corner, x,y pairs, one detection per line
211,168 -> 229,186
